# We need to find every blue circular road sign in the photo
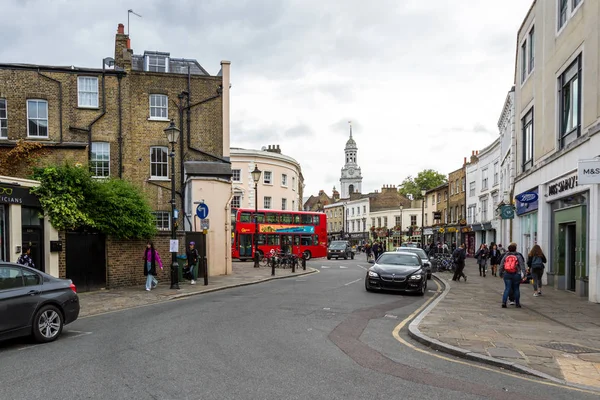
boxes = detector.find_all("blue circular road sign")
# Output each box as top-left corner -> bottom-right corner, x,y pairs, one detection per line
196,203 -> 209,219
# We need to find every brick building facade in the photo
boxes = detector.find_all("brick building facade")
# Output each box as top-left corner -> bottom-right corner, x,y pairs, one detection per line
0,23 -> 232,289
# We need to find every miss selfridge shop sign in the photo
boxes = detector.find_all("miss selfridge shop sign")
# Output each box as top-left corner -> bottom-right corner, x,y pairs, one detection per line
0,184 -> 41,207
578,159 -> 600,185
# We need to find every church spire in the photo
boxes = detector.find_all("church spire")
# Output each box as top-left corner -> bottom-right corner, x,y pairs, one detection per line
349,120 -> 352,140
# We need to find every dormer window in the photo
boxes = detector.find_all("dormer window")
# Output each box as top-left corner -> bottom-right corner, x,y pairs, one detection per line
145,54 -> 169,73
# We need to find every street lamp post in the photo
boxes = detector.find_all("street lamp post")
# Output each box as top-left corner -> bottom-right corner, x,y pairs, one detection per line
251,165 -> 262,268
420,189 -> 426,249
164,121 -> 180,290
399,204 -> 403,246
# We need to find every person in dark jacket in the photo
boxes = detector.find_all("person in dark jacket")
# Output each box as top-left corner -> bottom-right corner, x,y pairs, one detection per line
451,243 -> 467,282
186,241 -> 199,285
372,242 -> 380,261
143,241 -> 163,291
475,244 -> 488,277
489,243 -> 502,277
526,244 -> 547,297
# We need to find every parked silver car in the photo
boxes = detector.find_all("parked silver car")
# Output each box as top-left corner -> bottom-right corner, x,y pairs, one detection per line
0,263 -> 80,343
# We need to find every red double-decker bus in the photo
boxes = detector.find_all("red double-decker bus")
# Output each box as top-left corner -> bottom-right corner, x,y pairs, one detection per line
231,208 -> 327,261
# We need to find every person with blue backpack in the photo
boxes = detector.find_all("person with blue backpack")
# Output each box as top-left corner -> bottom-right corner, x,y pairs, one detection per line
527,244 -> 547,297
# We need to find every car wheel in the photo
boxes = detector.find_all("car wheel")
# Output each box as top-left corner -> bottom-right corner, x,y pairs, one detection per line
418,279 -> 427,296
327,256 -> 331,260
351,253 -> 354,260
33,305 -> 64,343
303,251 -> 312,261
365,279 -> 373,292
344,255 -> 348,260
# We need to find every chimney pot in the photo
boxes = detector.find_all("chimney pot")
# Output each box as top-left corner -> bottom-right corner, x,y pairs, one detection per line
117,24 -> 125,34
472,150 -> 474,156
464,156 -> 467,164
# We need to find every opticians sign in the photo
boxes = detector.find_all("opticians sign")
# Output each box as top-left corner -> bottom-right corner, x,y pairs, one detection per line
0,185 -> 41,207
578,159 -> 600,184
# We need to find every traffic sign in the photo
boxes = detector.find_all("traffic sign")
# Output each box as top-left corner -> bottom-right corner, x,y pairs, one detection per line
196,203 -> 209,219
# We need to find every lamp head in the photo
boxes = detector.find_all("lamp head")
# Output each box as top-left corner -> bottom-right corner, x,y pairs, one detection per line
251,165 -> 262,184
164,120 -> 180,144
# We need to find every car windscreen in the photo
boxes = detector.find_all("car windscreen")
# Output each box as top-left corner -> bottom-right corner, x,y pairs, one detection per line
377,254 -> 420,266
401,249 -> 428,259
329,243 -> 346,249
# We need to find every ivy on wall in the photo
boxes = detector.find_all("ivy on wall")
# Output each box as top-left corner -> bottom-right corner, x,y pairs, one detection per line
0,140 -> 50,177
30,163 -> 157,239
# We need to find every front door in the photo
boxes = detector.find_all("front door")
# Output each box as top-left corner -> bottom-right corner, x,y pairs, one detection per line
22,227 -> 43,273
553,205 -> 587,293
238,234 -> 253,258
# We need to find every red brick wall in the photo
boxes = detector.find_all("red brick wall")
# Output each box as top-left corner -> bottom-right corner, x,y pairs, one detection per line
105,232 -> 186,288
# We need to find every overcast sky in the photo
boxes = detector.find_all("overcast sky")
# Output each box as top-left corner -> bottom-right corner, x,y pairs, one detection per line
2,0 -> 533,198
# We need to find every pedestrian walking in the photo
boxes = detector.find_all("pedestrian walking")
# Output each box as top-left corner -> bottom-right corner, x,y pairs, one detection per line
365,243 -> 373,262
451,243 -> 467,282
489,243 -> 502,277
185,241 -> 199,285
17,245 -> 36,269
372,241 -> 380,261
143,240 -> 163,291
527,244 -> 547,297
475,244 -> 488,277
499,242 -> 526,308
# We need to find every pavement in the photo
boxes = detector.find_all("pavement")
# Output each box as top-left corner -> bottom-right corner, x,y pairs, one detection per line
77,261 -> 317,318
411,258 -> 600,390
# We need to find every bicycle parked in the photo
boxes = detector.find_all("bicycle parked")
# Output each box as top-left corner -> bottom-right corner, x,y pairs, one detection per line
260,249 -> 301,269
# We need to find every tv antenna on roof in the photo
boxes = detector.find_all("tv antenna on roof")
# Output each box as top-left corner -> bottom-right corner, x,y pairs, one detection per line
128,9 -> 142,35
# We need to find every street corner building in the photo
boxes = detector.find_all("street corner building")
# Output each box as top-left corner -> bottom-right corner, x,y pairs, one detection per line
0,23 -> 234,290
508,0 -> 600,302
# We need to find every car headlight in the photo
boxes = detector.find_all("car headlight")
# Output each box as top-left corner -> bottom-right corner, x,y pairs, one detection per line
368,271 -> 379,278
410,274 -> 422,280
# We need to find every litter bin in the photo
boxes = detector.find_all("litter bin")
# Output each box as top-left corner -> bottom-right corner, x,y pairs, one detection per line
177,254 -> 187,281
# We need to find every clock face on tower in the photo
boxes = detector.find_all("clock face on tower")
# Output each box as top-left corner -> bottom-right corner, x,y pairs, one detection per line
348,168 -> 355,176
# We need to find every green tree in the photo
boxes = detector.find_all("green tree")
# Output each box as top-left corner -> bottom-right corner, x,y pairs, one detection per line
399,169 -> 447,199
31,163 -> 157,239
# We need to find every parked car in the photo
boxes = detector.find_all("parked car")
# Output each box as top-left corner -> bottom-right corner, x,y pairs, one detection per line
395,247 -> 432,279
365,252 -> 427,295
0,263 -> 80,343
327,241 -> 354,260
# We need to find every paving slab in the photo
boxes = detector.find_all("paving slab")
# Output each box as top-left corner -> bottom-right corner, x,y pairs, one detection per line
413,258 -> 600,390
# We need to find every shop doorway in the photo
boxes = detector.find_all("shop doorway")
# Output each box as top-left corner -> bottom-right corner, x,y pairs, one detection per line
565,224 -> 577,292
22,227 -> 43,272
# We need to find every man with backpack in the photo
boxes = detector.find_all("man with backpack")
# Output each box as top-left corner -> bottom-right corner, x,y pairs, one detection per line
499,242 -> 526,308
451,243 -> 467,282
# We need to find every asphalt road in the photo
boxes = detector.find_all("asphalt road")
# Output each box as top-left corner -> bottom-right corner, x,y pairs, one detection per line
0,257 -> 598,400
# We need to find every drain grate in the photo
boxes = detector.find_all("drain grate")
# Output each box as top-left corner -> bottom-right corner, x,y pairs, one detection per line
540,342 -> 600,354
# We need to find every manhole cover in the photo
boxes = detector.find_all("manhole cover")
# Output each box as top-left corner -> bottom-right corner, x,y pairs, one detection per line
540,342 -> 599,354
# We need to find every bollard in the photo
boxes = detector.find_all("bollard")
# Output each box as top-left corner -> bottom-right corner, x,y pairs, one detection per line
271,254 -> 275,276
301,253 -> 306,270
292,255 -> 296,273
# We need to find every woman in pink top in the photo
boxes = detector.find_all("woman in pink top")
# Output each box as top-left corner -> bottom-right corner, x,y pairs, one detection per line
143,240 -> 163,291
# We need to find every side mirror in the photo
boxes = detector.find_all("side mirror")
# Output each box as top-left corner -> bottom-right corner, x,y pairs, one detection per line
368,259 -> 375,264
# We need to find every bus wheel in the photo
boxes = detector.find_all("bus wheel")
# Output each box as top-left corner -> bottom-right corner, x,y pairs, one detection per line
303,251 -> 312,261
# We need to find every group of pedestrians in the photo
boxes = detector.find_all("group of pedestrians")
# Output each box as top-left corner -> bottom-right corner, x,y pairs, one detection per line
365,241 -> 384,262
142,240 -> 199,291
450,241 -> 547,309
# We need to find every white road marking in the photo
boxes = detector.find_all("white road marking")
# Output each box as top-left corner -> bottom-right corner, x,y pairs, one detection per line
323,307 -> 331,310
344,278 -> 361,286
16,330 -> 92,351
321,266 -> 330,269
384,314 -> 398,319
356,265 -> 368,270
339,266 -> 348,269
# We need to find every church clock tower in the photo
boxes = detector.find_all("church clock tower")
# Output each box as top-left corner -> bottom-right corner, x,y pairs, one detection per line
340,121 -> 363,198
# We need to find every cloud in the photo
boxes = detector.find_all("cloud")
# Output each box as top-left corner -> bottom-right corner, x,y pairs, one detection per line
0,0 -> 534,200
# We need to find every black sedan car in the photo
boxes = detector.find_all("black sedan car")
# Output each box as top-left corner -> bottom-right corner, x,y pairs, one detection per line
365,252 -> 427,295
395,247 -> 432,279
0,263 -> 80,343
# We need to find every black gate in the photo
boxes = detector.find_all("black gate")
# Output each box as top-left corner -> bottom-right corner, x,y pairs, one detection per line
66,231 -> 106,292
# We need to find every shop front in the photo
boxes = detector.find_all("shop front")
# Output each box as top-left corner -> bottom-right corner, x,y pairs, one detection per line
0,176 -> 60,276
544,172 -> 589,297
515,187 -> 539,256
461,226 -> 474,256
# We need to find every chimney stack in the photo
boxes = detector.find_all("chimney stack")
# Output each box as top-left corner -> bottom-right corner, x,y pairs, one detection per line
114,23 -> 132,70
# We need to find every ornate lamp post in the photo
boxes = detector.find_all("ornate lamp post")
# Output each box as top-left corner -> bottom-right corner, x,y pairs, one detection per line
399,204 -> 403,246
251,165 -> 262,268
421,189 -> 427,249
164,121 -> 180,290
